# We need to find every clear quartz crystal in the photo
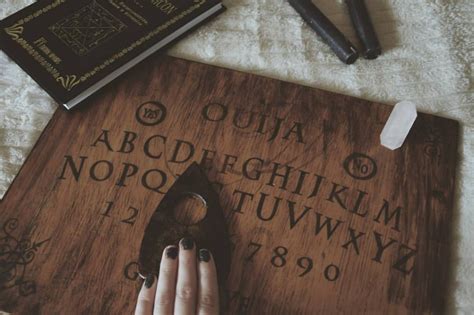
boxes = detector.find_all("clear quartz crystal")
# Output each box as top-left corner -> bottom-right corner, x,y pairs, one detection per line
380,101 -> 417,150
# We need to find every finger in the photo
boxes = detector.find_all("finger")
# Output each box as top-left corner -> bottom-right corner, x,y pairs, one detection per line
174,237 -> 197,315
154,246 -> 179,315
197,249 -> 219,315
135,274 -> 157,315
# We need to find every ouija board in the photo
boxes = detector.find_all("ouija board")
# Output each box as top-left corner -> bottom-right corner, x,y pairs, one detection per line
0,55 -> 458,314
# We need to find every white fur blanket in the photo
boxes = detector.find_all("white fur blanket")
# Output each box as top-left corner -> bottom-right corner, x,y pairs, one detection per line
1,0 -> 472,313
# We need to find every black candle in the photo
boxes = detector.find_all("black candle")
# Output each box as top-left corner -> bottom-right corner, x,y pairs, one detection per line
288,0 -> 358,64
345,0 -> 381,59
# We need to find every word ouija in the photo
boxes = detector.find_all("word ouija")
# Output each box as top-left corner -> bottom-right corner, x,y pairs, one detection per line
202,103 -> 305,143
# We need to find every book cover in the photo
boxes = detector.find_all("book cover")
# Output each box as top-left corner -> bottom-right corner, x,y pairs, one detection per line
0,55 -> 458,314
0,0 -> 223,109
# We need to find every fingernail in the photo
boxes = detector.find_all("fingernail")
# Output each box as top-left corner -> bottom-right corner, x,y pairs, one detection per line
166,246 -> 178,259
181,237 -> 194,250
145,274 -> 155,288
199,249 -> 211,262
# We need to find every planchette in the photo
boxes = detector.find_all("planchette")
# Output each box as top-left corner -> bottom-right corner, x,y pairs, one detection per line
138,162 -> 231,288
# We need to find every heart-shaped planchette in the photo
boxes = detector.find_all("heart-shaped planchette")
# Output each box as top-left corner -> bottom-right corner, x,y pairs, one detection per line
138,162 -> 231,289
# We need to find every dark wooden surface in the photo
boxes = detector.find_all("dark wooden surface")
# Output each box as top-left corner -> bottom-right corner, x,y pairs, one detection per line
0,55 -> 459,314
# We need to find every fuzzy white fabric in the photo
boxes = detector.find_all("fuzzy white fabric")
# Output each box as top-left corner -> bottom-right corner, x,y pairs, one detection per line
0,0 -> 473,312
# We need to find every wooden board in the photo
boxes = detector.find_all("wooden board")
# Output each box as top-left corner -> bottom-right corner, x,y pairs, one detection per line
0,55 -> 459,314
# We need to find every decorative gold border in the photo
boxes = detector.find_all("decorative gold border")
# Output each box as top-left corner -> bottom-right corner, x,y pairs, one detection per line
3,0 -> 207,91
5,24 -> 24,39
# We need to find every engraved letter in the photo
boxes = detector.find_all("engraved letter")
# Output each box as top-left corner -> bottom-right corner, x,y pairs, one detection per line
90,160 -> 113,181
202,102 -> 227,122
267,163 -> 293,190
242,157 -> 264,181
118,131 -> 138,154
314,212 -> 343,240
282,122 -> 305,143
349,190 -> 369,218
58,155 -> 87,181
308,174 -> 326,198
144,135 -> 167,159
142,169 -> 167,193
326,183 -> 348,210
292,170 -> 309,195
372,232 -> 397,263
392,244 -> 417,275
231,190 -> 254,214
233,108 -> 256,129
200,149 -> 216,171
221,154 -> 238,174
341,228 -> 365,255
91,129 -> 114,151
170,139 -> 195,164
116,163 -> 139,187
287,201 -> 311,229
256,193 -> 282,221
374,199 -> 402,232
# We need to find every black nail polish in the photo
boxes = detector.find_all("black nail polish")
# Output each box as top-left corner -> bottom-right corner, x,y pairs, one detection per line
166,246 -> 178,259
181,237 -> 194,250
199,249 -> 211,262
145,274 -> 154,288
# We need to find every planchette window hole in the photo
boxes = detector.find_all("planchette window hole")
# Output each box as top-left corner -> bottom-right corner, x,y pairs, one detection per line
172,193 -> 208,226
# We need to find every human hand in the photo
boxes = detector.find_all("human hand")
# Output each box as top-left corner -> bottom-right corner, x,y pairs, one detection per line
134,238 -> 219,315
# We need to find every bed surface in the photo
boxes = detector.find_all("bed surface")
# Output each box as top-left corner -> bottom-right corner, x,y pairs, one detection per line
1,0 -> 472,313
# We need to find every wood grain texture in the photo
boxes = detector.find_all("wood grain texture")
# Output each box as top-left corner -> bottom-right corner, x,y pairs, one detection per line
0,55 -> 459,314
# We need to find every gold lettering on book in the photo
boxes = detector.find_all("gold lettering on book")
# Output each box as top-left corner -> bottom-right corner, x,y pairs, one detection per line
49,2 -> 127,56
78,0 -> 206,82
57,75 -> 81,91
150,0 -> 178,15
109,1 -> 148,26
3,0 -> 207,91
34,37 -> 62,65
7,0 -> 65,27
15,38 -> 61,79
5,24 -> 23,39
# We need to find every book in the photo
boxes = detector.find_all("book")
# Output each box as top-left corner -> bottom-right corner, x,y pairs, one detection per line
0,56 -> 458,314
0,0 -> 224,109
